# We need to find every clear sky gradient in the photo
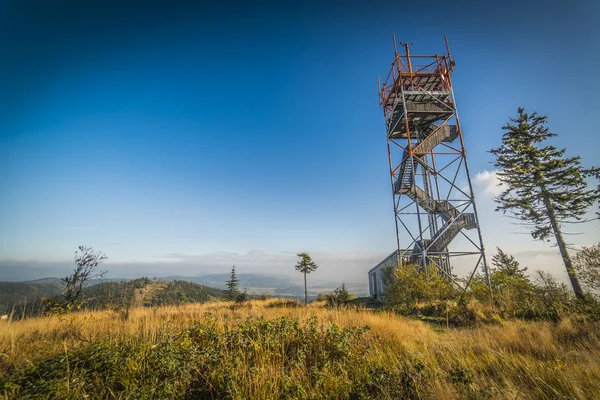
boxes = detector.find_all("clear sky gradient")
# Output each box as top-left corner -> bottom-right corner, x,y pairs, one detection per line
1,0 -> 599,285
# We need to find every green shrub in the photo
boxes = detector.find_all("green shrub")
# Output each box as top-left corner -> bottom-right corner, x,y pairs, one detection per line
573,242 -> 600,298
381,249 -> 600,325
259,293 -> 271,301
382,263 -> 457,315
326,284 -> 353,308
266,299 -> 303,308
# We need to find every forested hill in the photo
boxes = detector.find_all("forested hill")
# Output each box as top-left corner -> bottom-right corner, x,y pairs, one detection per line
0,278 -> 224,318
82,278 -> 225,309
0,282 -> 63,317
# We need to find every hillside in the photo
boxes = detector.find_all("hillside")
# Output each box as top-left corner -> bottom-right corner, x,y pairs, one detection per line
1,300 -> 599,399
0,278 -> 224,318
0,282 -> 63,317
78,278 -> 225,310
0,277 -> 130,317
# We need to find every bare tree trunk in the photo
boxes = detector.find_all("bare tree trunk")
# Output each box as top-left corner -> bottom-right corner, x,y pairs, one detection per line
542,193 -> 585,299
304,272 -> 308,305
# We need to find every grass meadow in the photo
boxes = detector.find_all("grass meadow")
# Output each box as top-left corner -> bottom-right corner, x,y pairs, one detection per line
1,299 -> 599,399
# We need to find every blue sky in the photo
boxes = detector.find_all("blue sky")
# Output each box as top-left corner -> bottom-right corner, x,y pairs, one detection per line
0,0 -> 599,285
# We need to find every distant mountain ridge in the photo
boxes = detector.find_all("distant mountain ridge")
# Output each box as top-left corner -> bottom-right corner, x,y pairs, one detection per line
23,277 -> 128,286
22,277 -> 64,285
161,273 -> 293,290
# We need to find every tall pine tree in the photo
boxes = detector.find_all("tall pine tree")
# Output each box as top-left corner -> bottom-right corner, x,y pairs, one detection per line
225,265 -> 240,301
295,253 -> 318,305
490,108 -> 600,299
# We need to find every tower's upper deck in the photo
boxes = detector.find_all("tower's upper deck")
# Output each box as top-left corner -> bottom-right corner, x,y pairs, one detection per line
379,41 -> 457,140
379,51 -> 455,109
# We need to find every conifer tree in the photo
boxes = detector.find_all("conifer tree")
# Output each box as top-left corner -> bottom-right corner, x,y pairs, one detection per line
295,253 -> 318,305
491,248 -> 527,278
225,265 -> 240,301
486,247 -> 533,309
490,108 -> 600,299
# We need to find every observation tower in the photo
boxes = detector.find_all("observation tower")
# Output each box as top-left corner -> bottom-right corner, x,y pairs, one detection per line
368,37 -> 490,299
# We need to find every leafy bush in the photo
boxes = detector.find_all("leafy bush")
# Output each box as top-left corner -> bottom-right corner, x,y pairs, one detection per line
382,248 -> 600,324
266,299 -> 303,308
574,242 -> 600,298
382,263 -> 457,314
466,249 -> 540,320
325,284 -> 354,308
259,293 -> 271,301
466,252 -> 600,322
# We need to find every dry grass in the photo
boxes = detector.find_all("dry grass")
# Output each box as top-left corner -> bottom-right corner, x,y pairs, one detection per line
1,299 -> 599,399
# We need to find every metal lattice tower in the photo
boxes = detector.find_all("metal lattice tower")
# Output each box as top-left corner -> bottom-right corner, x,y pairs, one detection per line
375,37 -> 490,291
